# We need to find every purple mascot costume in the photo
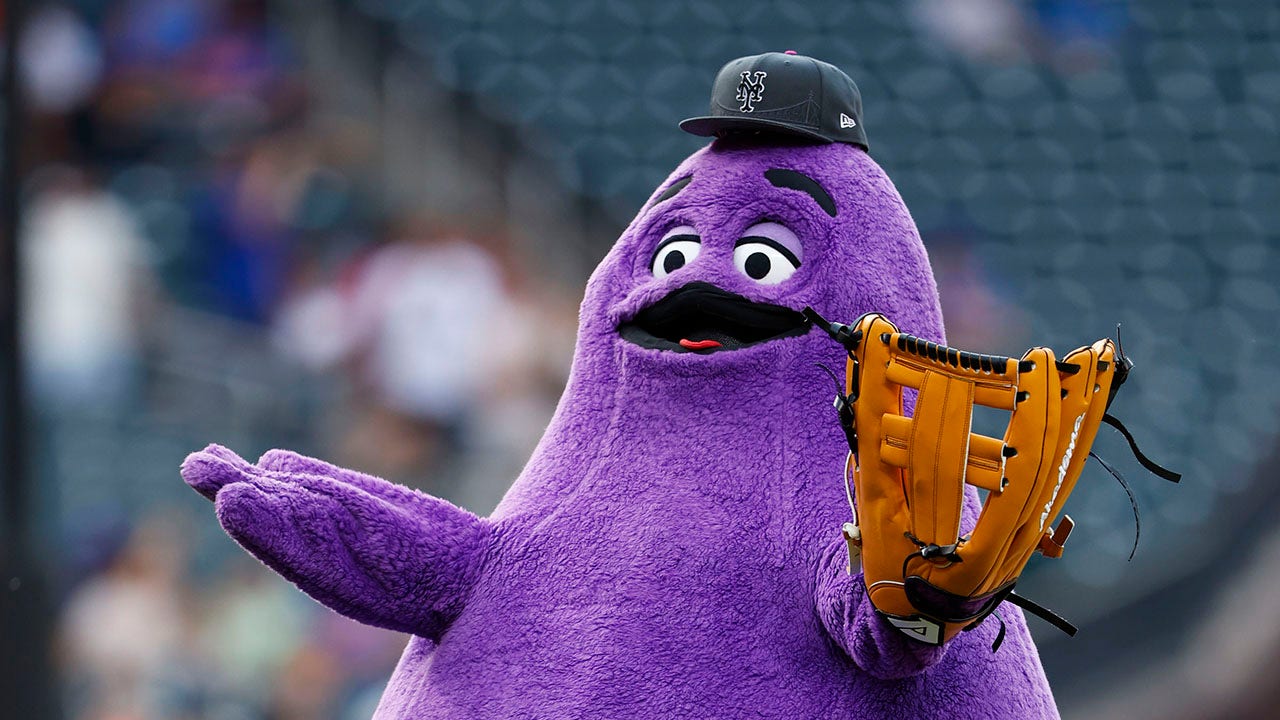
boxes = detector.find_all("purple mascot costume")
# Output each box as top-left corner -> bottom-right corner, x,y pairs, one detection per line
183,53 -> 1060,718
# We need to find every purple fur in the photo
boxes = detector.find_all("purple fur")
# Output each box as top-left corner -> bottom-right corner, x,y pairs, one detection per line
182,449 -> 488,639
182,139 -> 1058,718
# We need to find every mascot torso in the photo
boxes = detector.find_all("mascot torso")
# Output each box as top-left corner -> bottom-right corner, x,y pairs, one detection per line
373,140 -> 1057,719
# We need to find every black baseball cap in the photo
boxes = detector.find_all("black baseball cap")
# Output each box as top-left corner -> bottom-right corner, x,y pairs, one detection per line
680,51 -> 869,151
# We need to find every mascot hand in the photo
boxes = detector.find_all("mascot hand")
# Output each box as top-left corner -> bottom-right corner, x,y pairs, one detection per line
816,536 -> 947,679
181,445 -> 490,639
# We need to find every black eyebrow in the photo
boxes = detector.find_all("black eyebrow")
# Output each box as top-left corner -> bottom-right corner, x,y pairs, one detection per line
651,174 -> 693,206
735,235 -> 800,267
764,168 -> 837,217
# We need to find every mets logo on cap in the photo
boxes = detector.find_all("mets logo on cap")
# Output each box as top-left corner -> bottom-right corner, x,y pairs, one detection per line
736,71 -> 767,112
679,51 -> 870,152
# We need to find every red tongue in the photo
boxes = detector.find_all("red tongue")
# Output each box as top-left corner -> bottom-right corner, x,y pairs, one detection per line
679,338 -> 722,350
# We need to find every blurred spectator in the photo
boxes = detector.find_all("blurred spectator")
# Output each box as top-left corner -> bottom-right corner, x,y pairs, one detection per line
103,0 -> 213,72
22,167 -> 156,409
182,0 -> 292,105
345,220 -> 507,425
19,4 -> 103,115
57,510 -> 409,720
911,0 -> 1128,69
274,214 -> 515,486
929,235 -> 1030,351
57,514 -> 193,720
197,558 -> 312,709
189,133 -> 303,324
1031,0 -> 1129,70
266,643 -> 343,720
911,0 -> 1032,64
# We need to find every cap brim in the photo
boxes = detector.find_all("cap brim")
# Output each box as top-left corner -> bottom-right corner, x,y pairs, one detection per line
678,116 -> 833,144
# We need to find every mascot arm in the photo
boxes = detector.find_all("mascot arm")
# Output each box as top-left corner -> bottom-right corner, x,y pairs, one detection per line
181,445 -> 489,640
815,536 -> 947,679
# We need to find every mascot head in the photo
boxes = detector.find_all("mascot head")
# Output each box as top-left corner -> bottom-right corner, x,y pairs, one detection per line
574,52 -> 944,385
499,51 -> 948,523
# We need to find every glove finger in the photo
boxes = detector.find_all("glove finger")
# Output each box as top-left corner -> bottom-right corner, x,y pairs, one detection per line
949,347 -> 1061,595
181,446 -> 256,501
214,475 -> 392,605
1006,342 -> 1108,572
906,371 -> 972,550
203,443 -> 254,469
258,448 -> 341,475
258,448 -> 432,510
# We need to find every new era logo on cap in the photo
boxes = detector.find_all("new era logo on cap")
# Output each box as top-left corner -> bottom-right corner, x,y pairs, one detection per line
679,51 -> 869,151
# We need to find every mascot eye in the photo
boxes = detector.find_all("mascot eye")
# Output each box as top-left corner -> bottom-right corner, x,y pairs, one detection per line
651,227 -> 701,278
734,235 -> 801,285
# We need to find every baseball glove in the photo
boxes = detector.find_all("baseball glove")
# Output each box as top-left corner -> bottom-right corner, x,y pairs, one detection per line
804,309 -> 1179,648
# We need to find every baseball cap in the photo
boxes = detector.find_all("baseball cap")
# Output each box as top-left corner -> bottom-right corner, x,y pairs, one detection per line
679,51 -> 869,151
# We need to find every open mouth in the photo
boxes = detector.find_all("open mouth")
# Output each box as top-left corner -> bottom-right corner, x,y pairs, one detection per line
617,282 -> 811,353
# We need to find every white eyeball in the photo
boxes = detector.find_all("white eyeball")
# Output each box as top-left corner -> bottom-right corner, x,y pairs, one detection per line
734,224 -> 801,285
651,226 -> 701,279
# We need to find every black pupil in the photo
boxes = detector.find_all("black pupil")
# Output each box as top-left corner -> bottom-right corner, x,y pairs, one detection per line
663,249 -> 686,274
745,252 -> 771,280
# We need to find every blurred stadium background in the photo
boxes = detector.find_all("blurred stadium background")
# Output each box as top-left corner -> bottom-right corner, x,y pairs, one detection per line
1,0 -> 1277,718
